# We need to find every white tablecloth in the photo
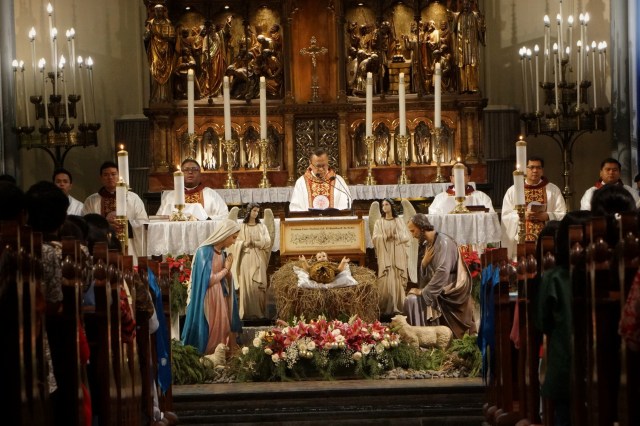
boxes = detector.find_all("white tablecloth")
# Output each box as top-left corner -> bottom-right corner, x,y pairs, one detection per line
214,182 -> 466,204
146,210 -> 499,256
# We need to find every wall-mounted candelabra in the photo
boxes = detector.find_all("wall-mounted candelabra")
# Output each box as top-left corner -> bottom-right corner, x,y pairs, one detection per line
519,3 -> 609,203
12,3 -> 100,168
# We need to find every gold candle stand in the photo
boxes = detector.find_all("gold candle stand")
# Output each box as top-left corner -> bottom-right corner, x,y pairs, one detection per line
396,134 -> 411,184
364,135 -> 377,185
115,215 -> 129,255
516,204 -> 526,244
172,203 -> 188,221
258,138 -> 271,188
450,196 -> 471,214
223,139 -> 237,189
432,127 -> 447,183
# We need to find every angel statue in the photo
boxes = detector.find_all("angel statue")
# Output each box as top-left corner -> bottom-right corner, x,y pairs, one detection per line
229,204 -> 275,320
369,198 -> 415,316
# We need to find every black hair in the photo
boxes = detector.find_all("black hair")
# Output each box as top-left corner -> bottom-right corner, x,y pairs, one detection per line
590,184 -> 637,217
600,157 -> 622,170
52,168 -> 73,183
0,174 -> 17,184
99,161 -> 118,174
24,181 -> 69,234
181,158 -> 201,169
243,203 -> 262,223
0,181 -> 24,221
310,147 -> 328,158
527,156 -> 545,168
380,198 -> 398,218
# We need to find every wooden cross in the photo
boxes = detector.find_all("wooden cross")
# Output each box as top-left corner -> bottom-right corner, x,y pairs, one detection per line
300,36 -> 328,103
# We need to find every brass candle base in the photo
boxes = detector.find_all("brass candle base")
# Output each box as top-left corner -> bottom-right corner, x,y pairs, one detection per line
432,127 -> 447,183
396,134 -> 411,184
364,135 -> 377,186
223,139 -> 237,189
171,203 -> 188,221
449,197 -> 470,214
258,138 -> 271,188
516,204 -> 526,244
115,215 -> 129,255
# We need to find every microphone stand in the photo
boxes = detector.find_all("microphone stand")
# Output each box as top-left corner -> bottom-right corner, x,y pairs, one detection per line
314,172 -> 353,215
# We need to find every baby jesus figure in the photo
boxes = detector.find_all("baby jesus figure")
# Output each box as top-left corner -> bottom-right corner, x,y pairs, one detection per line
295,252 -> 356,288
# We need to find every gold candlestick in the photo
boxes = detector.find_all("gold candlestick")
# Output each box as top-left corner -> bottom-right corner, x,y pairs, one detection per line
223,138 -> 237,189
516,204 -> 526,244
115,215 -> 128,255
396,134 -> 411,184
450,196 -> 471,214
171,203 -> 188,221
432,127 -> 447,183
364,135 -> 377,185
258,138 -> 271,188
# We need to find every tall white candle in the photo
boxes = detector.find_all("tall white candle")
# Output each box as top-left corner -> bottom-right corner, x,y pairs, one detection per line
567,15 -> 574,64
174,166 -> 185,205
553,43 -> 559,111
12,61 -> 19,127
41,59 -> 49,127
527,49 -> 534,111
51,28 -> 58,95
60,56 -> 70,126
47,3 -> 54,72
66,29 -> 76,94
77,56 -> 87,123
534,45 -> 540,111
556,14 -> 563,61
21,63 -> 30,127
516,138 -> 527,171
117,145 -> 130,187
514,170 -> 525,206
399,73 -> 406,136
29,28 -> 37,94
558,0 -> 564,56
434,63 -> 442,128
116,179 -> 127,216
520,48 -> 528,112
584,13 -> 590,58
86,57 -> 95,123
592,41 -> 597,108
366,72 -> 373,136
260,76 -> 267,140
544,15 -> 551,82
453,163 -> 465,198
579,13 -> 585,77
223,76 -> 232,140
187,69 -> 195,134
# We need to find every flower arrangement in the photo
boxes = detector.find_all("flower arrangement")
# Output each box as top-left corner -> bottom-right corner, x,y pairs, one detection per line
166,254 -> 192,317
231,315 -> 442,381
461,246 -> 482,303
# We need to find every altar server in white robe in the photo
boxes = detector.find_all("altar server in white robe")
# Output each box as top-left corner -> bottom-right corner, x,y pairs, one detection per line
82,161 -> 149,262
501,157 -> 566,258
53,168 -> 84,216
579,157 -> 640,210
428,163 -> 494,214
289,147 -> 352,212
157,159 -> 229,218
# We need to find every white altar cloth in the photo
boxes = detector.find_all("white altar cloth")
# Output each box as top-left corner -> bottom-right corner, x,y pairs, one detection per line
146,210 -> 499,257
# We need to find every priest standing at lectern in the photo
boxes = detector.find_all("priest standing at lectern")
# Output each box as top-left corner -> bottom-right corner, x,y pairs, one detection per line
289,148 -> 352,211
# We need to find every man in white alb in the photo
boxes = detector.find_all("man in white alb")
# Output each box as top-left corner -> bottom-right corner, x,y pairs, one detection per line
53,168 -> 84,216
157,159 -> 228,219
289,148 -> 352,212
428,163 -> 494,214
579,157 -> 640,210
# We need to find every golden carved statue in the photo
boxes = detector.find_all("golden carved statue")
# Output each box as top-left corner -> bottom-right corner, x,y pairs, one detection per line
144,4 -> 176,103
199,16 -> 232,98
453,0 -> 486,93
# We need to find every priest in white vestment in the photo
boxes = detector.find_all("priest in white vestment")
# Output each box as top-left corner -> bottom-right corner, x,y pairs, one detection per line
82,161 -> 149,262
53,168 -> 84,216
579,157 -> 640,210
157,159 -> 228,218
428,164 -> 494,214
289,147 -> 352,212
501,157 -> 566,258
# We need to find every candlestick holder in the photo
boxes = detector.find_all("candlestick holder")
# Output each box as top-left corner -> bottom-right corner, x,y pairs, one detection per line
258,138 -> 271,188
364,135 -> 377,185
396,134 -> 411,184
450,196 -> 471,214
516,204 -> 526,244
171,204 -> 188,222
115,215 -> 129,255
432,127 -> 447,183
223,139 -> 238,189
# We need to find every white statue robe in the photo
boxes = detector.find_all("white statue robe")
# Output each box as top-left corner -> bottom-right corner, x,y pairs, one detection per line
579,182 -> 640,211
82,191 -> 149,262
428,189 -> 495,215
157,187 -> 229,218
289,174 -> 352,212
501,180 -> 566,259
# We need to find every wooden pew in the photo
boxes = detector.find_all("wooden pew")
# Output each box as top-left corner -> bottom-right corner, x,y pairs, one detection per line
538,235 -> 556,426
157,261 -> 174,412
136,256 -> 154,423
122,254 -> 143,426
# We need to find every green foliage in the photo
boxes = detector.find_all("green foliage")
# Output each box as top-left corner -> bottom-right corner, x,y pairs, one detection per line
171,339 -> 216,384
170,277 -> 187,318
446,334 -> 482,377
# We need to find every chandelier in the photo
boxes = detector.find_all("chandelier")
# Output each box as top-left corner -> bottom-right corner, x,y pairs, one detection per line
12,2 -> 100,168
519,1 -> 609,202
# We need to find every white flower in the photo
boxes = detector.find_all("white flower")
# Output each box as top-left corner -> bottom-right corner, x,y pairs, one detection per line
271,353 -> 280,363
264,348 -> 273,355
298,342 -> 308,352
307,341 -> 316,351
324,342 -> 333,350
375,343 -> 385,353
282,327 -> 290,334
258,331 -> 266,339
253,338 -> 262,348
382,340 -> 390,349
335,335 -> 345,343
362,344 -> 371,355
331,329 -> 341,336
352,352 -> 363,361
372,332 -> 381,340
241,347 -> 249,355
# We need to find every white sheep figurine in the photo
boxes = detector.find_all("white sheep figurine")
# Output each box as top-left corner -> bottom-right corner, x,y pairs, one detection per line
390,315 -> 453,350
202,343 -> 229,370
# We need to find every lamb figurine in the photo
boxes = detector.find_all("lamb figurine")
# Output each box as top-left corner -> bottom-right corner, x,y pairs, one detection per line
202,343 -> 229,370
390,314 -> 453,350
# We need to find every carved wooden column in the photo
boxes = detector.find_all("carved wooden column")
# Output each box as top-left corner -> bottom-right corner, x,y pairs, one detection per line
283,4 -> 295,104
334,0 -> 347,104
463,107 -> 479,164
151,115 -> 171,172
284,113 -> 295,186
338,111 -> 349,182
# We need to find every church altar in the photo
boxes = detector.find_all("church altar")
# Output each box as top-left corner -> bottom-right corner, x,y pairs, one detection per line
145,211 -> 500,257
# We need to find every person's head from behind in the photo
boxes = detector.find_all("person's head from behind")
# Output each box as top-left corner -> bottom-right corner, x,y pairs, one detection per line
0,182 -> 24,221
599,158 -> 622,185
25,181 -> 69,235
0,174 -> 17,184
84,213 -> 121,254
99,161 -> 119,192
181,159 -> 202,188
309,148 -> 329,179
590,184 -> 636,216
53,168 -> 74,196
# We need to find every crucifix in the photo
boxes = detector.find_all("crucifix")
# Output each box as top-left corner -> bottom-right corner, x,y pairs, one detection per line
299,36 -> 328,103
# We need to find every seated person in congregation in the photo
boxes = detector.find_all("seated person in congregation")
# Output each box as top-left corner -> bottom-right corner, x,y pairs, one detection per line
157,158 -> 229,219
289,147 -> 352,212
295,252 -> 355,288
404,213 -> 475,339
580,157 -> 640,210
428,163 -> 494,214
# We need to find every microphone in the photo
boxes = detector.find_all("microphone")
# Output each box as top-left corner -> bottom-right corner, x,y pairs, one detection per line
329,176 -> 353,213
